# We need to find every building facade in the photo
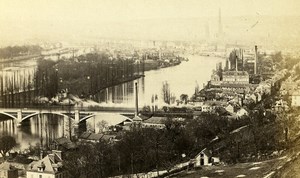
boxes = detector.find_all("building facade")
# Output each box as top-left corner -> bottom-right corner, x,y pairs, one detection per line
0,162 -> 18,178
26,150 -> 67,178
222,71 -> 249,84
291,91 -> 300,107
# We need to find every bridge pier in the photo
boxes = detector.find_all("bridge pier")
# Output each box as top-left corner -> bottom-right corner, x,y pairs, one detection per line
16,109 -> 22,127
74,109 -> 80,130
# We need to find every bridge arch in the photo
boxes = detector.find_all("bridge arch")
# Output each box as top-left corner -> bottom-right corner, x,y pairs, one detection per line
79,114 -> 96,123
0,112 -> 17,120
22,112 -> 74,122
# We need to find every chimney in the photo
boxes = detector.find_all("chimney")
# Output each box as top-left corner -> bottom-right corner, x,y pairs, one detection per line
135,82 -> 139,116
241,49 -> 244,71
254,45 -> 258,75
40,150 -> 43,160
235,50 -> 238,72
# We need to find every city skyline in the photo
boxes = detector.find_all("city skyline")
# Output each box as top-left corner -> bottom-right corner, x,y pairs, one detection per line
0,0 -> 299,46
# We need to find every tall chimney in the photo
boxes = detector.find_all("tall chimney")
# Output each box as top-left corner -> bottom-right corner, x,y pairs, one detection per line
254,45 -> 258,75
241,49 -> 244,71
40,150 -> 43,160
235,50 -> 238,72
135,82 -> 138,116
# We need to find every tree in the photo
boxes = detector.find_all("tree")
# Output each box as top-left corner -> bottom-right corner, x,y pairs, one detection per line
180,94 -> 189,104
96,120 -> 109,133
162,81 -> 171,104
271,52 -> 283,64
0,136 -> 17,159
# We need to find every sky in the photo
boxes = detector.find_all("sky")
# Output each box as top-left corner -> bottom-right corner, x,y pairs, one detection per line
0,0 -> 299,45
1,0 -> 299,22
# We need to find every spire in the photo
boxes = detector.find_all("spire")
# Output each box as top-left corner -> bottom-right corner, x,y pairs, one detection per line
254,45 -> 258,75
218,8 -> 223,36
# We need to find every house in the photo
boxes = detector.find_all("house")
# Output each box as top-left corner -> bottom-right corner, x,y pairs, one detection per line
194,148 -> 220,167
291,91 -> 300,107
78,132 -> 116,143
132,115 -> 143,122
142,117 -> 167,129
26,150 -> 67,178
201,104 -> 212,112
236,108 -> 248,118
274,99 -> 289,111
0,162 -> 18,178
225,104 -> 234,114
222,71 -> 249,84
51,137 -> 77,151
210,71 -> 221,86
250,94 -> 257,103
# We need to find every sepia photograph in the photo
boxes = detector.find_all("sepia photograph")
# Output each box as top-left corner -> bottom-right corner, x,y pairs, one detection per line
0,0 -> 300,177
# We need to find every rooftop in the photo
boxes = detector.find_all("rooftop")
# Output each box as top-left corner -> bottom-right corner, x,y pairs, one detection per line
0,162 -> 17,171
143,116 -> 168,124
27,151 -> 63,174
223,71 -> 249,76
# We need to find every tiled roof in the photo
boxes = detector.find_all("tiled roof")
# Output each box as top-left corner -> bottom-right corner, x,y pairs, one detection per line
223,71 -> 249,76
79,132 -> 91,139
132,115 -> 143,121
54,137 -> 72,145
27,154 -> 63,174
79,132 -> 116,142
143,117 -> 167,124
195,148 -> 212,158
0,162 -> 17,171
88,133 -> 104,140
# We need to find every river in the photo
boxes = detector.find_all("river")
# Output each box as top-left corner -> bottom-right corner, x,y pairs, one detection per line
96,55 -> 224,107
0,55 -> 224,150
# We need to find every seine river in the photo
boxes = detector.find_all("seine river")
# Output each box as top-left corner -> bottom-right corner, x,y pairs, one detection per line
0,55 -> 223,150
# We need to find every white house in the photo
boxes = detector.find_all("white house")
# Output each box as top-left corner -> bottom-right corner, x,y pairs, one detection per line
26,150 -> 67,178
291,91 -> 300,107
142,117 -> 166,129
236,108 -> 248,118
194,148 -> 219,167
225,104 -> 234,114
201,104 -> 212,112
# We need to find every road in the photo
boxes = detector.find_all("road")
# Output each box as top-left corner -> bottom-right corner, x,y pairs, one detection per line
272,140 -> 300,178
172,141 -> 300,178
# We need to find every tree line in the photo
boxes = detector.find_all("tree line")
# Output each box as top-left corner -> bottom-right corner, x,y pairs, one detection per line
0,52 -> 145,107
0,45 -> 42,59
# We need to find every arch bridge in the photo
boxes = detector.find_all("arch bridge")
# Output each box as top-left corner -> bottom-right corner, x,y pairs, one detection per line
0,108 -> 135,127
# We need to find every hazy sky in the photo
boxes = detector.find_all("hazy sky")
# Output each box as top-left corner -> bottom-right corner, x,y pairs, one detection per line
1,0 -> 299,22
0,0 -> 299,45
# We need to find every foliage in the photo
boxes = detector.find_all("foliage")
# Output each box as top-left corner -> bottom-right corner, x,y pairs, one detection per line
0,45 -> 42,59
180,94 -> 188,104
271,52 -> 283,64
162,81 -> 171,104
0,136 -> 17,159
34,53 -> 143,99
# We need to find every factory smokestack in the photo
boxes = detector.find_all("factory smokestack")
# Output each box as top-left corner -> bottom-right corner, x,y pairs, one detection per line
254,45 -> 258,75
135,82 -> 139,116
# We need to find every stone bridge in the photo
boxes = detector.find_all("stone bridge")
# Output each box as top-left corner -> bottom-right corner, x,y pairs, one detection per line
0,108 -> 135,127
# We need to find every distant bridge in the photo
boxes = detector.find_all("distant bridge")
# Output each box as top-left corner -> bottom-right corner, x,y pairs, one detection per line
0,107 -> 135,127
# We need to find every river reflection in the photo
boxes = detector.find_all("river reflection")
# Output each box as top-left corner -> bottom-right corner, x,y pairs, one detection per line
0,55 -> 224,150
96,55 -> 224,107
0,114 -> 71,150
